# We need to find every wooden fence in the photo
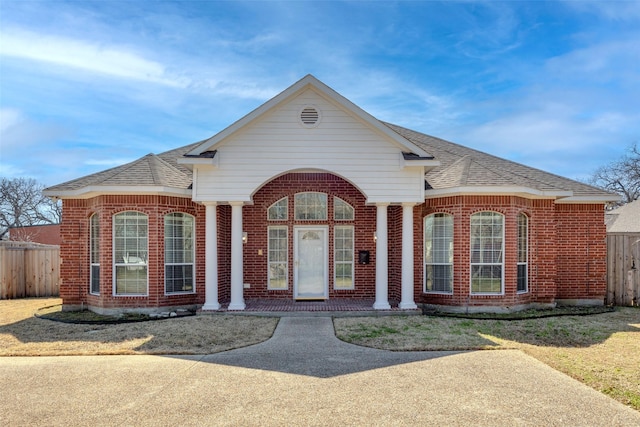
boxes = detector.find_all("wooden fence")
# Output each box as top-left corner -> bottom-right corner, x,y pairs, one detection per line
0,241 -> 60,299
607,234 -> 640,306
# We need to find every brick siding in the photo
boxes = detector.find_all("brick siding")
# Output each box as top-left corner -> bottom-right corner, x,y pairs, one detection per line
59,182 -> 607,311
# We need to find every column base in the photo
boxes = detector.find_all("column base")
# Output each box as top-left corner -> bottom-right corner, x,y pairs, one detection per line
227,302 -> 246,311
398,302 -> 418,310
202,302 -> 221,311
373,301 -> 391,310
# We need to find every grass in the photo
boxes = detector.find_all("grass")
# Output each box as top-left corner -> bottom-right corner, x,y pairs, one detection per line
334,307 -> 640,411
0,298 -> 278,356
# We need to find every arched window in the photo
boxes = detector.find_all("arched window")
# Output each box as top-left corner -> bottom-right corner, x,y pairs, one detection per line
268,197 -> 288,220
517,213 -> 529,293
113,211 -> 148,295
470,211 -> 504,294
165,213 -> 195,294
424,213 -> 453,293
89,213 -> 100,295
334,197 -> 354,220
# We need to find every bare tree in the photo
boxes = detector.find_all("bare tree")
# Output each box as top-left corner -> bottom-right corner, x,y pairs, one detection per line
0,177 -> 62,239
588,143 -> 640,205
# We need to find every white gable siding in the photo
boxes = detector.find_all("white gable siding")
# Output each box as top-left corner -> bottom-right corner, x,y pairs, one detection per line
193,89 -> 425,204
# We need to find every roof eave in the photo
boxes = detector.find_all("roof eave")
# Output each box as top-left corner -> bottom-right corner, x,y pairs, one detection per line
43,185 -> 193,200
555,194 -> 622,204
424,186 -> 573,200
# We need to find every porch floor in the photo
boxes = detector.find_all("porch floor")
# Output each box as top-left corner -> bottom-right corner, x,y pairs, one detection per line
203,299 -> 421,316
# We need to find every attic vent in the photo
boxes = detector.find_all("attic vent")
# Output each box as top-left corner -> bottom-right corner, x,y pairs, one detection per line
299,106 -> 321,128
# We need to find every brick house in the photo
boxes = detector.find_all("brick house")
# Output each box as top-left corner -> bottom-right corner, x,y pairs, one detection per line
44,75 -> 618,314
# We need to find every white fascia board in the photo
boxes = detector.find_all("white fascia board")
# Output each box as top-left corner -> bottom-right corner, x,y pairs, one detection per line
43,186 -> 192,200
186,75 -> 432,158
555,194 -> 622,203
424,186 -> 573,200
177,156 -> 219,169
401,157 -> 440,170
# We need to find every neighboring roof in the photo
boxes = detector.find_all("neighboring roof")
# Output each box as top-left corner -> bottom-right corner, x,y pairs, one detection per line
384,123 -> 617,202
606,199 -> 640,233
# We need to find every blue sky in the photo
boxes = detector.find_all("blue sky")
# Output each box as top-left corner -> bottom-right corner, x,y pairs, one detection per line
1,0 -> 639,187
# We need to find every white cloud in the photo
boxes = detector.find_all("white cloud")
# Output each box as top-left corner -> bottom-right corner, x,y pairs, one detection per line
0,108 -> 69,151
0,28 -> 190,88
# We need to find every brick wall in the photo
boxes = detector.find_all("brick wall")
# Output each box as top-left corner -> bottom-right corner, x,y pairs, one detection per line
555,204 -> 607,301
61,195 -> 206,310
419,196 -> 606,309
59,188 -> 607,311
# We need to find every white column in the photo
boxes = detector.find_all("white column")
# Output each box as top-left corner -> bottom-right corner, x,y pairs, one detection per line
399,202 -> 418,309
202,202 -> 220,310
374,202 -> 391,310
228,202 -> 246,310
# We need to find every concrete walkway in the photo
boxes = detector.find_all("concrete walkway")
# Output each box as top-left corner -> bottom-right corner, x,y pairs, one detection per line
2,317 -> 639,426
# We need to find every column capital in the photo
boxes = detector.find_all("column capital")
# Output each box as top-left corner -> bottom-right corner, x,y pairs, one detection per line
375,202 -> 391,207
229,201 -> 245,207
401,202 -> 417,208
202,201 -> 217,207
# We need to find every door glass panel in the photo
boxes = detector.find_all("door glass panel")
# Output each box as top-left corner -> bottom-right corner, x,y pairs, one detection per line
297,229 -> 325,298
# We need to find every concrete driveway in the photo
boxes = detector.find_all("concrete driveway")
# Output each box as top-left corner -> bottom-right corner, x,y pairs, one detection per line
2,317 -> 639,426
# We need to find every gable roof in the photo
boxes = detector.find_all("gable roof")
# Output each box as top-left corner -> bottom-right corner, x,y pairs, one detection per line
183,74 -> 433,160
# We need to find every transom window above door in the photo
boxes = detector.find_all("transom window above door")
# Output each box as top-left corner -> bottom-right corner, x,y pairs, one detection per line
294,192 -> 327,220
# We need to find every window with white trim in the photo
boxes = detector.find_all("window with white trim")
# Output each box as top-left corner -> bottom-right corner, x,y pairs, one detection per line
517,213 -> 528,293
294,192 -> 327,220
268,197 -> 288,220
470,211 -> 504,294
113,211 -> 148,295
268,226 -> 288,289
334,197 -> 354,220
165,213 -> 194,294
90,213 -> 100,295
424,213 -> 453,293
334,226 -> 354,289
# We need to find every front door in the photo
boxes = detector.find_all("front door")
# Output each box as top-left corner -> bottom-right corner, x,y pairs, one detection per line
294,227 -> 328,300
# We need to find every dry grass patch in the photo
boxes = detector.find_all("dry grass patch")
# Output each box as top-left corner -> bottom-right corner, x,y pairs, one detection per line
334,308 -> 640,411
0,298 -> 278,356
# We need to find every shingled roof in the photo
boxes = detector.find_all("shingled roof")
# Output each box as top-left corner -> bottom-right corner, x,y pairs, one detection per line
44,141 -> 201,196
384,122 -> 614,200
45,122 -> 615,202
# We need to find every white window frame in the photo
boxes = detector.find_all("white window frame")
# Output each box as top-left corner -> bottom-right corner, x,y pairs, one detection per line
113,211 -> 148,296
334,225 -> 354,290
294,192 -> 327,220
470,211 -> 504,295
517,213 -> 529,293
268,226 -> 288,290
164,212 -> 195,295
334,197 -> 354,221
424,213 -> 453,294
267,197 -> 288,221
89,213 -> 100,295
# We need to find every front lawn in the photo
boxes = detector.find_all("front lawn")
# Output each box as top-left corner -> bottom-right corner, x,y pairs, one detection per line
334,307 -> 640,411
